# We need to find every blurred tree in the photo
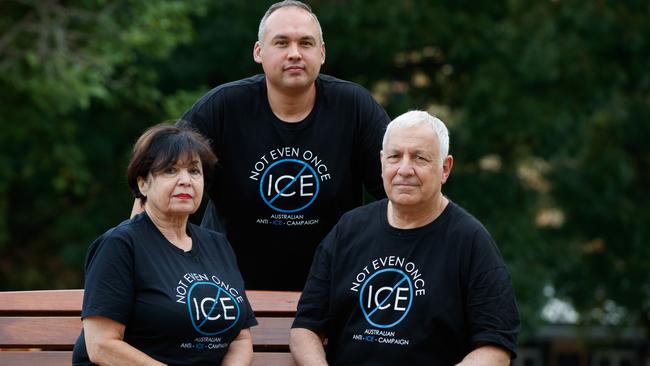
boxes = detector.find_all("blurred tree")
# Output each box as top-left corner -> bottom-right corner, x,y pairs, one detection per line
0,0 -> 207,289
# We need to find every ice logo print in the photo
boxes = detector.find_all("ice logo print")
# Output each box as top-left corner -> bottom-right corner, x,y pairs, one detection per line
259,159 -> 320,213
187,282 -> 240,336
359,268 -> 414,328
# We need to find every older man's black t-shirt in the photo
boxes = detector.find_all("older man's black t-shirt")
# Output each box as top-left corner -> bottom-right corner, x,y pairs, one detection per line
293,199 -> 520,365
72,213 -> 257,365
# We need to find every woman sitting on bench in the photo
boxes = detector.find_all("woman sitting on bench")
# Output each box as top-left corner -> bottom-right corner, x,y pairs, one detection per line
72,124 -> 257,365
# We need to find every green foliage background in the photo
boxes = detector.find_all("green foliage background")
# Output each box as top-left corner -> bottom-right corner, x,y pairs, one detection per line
1,0 -> 649,340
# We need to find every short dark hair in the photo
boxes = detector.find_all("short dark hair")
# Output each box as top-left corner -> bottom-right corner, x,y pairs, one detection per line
126,123 -> 217,201
258,0 -> 323,44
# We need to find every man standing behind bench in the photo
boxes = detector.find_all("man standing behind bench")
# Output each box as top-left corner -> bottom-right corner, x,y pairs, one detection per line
145,0 -> 390,291
290,110 -> 520,365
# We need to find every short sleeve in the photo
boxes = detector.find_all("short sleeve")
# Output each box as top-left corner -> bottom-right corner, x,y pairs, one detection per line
291,229 -> 335,333
240,291 -> 259,329
466,230 -> 520,357
81,234 -> 135,325
356,88 -> 389,200
177,91 -> 218,149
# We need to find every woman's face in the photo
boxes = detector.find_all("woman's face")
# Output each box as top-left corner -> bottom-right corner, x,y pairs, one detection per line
138,156 -> 204,219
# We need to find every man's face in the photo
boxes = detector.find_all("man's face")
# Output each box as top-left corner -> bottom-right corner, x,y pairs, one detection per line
253,6 -> 325,93
381,124 -> 452,208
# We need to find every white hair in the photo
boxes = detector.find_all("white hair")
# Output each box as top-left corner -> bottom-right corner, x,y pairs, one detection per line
382,110 -> 450,165
257,0 -> 324,44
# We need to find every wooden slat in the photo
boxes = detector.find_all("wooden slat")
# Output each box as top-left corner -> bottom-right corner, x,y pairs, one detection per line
0,290 -> 83,316
0,289 -> 298,365
0,316 -> 293,350
0,351 -> 72,366
0,317 -> 80,349
0,350 -> 295,366
0,289 -> 299,316
251,317 -> 294,351
253,352 -> 297,366
246,290 -> 300,316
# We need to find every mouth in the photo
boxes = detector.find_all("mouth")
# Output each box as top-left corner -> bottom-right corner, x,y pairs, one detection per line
394,182 -> 418,187
174,194 -> 192,200
284,65 -> 305,72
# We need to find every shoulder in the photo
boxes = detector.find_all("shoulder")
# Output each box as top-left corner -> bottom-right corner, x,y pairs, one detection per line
190,222 -> 230,244
189,223 -> 238,257
84,214 -> 149,264
446,201 -> 491,236
335,199 -> 385,231
317,74 -> 372,96
187,75 -> 265,110
95,214 -> 149,245
317,74 -> 388,124
445,201 -> 504,260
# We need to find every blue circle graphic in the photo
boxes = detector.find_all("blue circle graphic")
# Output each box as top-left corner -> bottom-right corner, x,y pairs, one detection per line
259,158 -> 320,213
187,281 -> 241,336
359,268 -> 413,329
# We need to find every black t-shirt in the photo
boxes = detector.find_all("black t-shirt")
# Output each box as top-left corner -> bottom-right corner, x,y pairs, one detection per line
72,213 -> 257,366
292,199 -> 520,365
179,74 -> 389,290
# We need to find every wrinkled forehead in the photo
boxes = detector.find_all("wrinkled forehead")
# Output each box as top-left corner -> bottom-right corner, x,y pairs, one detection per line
384,125 -> 439,150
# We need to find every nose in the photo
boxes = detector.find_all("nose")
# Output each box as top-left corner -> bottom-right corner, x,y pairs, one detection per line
178,169 -> 191,185
396,158 -> 415,175
287,42 -> 301,60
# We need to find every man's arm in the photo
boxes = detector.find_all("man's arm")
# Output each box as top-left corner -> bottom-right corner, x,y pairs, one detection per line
222,328 -> 253,366
130,198 -> 144,218
456,344 -> 510,365
290,328 -> 328,366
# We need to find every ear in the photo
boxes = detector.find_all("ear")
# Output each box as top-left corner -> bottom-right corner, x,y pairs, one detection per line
440,155 -> 453,185
137,176 -> 149,197
320,42 -> 326,65
253,41 -> 263,64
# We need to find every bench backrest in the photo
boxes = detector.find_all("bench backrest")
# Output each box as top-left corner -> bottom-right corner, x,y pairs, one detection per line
0,289 -> 299,366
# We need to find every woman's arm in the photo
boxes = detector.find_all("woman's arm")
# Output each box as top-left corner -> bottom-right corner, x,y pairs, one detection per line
83,316 -> 166,366
221,328 -> 253,366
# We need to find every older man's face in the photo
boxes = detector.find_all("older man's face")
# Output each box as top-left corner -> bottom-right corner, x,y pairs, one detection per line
381,124 -> 451,208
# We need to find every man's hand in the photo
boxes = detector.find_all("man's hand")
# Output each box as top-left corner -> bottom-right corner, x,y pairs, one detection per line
130,198 -> 144,218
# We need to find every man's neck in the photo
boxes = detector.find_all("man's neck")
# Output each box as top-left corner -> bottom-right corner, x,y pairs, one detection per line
266,82 -> 317,123
387,195 -> 449,229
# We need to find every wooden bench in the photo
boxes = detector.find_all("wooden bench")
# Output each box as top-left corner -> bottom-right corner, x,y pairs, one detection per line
0,289 -> 299,365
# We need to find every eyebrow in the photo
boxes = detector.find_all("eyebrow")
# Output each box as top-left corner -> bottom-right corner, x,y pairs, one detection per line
271,34 -> 317,42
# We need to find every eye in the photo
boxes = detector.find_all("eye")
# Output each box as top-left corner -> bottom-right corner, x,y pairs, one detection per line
300,40 -> 314,47
274,39 -> 288,47
385,154 -> 400,162
164,166 -> 177,174
190,167 -> 202,176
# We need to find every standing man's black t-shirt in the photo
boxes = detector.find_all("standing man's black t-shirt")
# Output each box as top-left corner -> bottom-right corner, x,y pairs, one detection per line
180,74 -> 389,290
